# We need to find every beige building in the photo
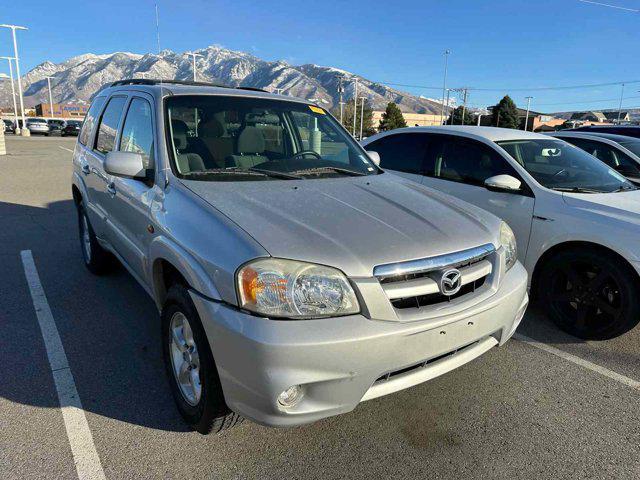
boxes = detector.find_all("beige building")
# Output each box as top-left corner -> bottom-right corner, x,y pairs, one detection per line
372,111 -> 444,130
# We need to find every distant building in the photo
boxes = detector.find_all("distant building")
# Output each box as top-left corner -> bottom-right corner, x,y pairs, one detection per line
482,106 -> 564,131
570,111 -> 608,123
603,111 -> 631,123
35,103 -> 89,118
371,111 -> 445,130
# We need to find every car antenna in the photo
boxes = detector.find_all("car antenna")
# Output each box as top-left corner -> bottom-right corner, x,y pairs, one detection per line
155,4 -> 162,87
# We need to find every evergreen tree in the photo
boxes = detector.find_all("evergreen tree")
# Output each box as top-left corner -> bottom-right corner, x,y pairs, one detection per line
332,99 -> 376,138
378,102 -> 407,131
491,95 -> 519,129
448,106 -> 474,125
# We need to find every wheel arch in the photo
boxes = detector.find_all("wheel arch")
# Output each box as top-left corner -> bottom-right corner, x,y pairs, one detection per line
530,240 -> 640,298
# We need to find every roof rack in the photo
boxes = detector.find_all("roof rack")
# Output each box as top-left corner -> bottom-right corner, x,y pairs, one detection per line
109,78 -> 267,92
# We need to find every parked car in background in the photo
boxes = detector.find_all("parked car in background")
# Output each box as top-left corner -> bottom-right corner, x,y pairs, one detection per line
363,126 -> 640,340
26,117 -> 51,135
3,119 -> 15,134
549,132 -> 640,184
61,119 -> 82,136
47,119 -> 65,136
71,79 -> 528,433
571,125 -> 640,139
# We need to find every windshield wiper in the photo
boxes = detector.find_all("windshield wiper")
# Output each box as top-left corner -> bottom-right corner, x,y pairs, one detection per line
183,167 -> 301,180
291,166 -> 367,177
246,167 -> 303,179
612,184 -> 637,192
550,186 -> 606,193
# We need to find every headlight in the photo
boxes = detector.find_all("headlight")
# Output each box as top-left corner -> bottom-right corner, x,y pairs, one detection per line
500,221 -> 517,271
237,258 -> 360,319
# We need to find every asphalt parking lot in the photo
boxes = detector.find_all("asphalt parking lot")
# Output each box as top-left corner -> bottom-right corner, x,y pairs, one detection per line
1,135 -> 640,480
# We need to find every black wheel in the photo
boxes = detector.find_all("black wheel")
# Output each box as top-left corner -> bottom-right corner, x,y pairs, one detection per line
161,284 -> 242,434
539,248 -> 640,339
77,203 -> 111,275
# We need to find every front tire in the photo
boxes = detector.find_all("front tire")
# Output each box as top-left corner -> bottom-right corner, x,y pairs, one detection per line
161,284 -> 242,434
77,204 -> 111,275
539,248 -> 640,339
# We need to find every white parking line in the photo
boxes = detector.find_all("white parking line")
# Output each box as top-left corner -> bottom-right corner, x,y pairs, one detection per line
20,250 -> 106,480
59,146 -> 74,153
514,333 -> 640,390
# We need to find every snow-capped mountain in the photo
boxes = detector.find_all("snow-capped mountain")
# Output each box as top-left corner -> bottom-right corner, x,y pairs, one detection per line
0,45 -> 444,114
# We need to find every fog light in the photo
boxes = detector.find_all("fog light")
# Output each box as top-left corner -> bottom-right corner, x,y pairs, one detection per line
277,385 -> 303,408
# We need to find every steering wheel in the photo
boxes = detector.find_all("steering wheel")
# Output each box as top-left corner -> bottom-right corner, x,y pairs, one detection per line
291,150 -> 322,160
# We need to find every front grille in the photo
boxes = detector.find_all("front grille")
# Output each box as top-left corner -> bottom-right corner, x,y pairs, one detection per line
374,340 -> 480,384
374,244 -> 496,313
391,275 -> 487,309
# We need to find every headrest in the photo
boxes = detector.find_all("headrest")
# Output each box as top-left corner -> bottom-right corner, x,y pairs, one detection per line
199,118 -> 225,138
237,126 -> 266,154
171,119 -> 188,150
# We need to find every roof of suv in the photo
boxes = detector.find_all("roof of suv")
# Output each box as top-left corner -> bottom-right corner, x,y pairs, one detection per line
101,78 -> 314,105
378,125 -> 549,142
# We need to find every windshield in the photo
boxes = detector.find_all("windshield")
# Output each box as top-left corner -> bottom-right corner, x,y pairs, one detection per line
497,138 -> 634,193
165,95 -> 378,181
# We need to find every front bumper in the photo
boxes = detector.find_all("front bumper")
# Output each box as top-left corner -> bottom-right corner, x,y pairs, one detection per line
190,261 -> 528,427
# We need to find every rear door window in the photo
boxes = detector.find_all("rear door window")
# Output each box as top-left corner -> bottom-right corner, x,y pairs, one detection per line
94,96 -> 127,155
365,133 -> 430,174
119,97 -> 154,169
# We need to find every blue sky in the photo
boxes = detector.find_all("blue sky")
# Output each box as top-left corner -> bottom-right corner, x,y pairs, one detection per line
0,0 -> 639,112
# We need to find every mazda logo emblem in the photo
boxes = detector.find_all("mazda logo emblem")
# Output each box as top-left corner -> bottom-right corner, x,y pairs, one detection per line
439,268 -> 462,296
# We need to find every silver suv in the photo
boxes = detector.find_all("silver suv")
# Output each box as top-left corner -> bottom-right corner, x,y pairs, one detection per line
71,79 -> 528,434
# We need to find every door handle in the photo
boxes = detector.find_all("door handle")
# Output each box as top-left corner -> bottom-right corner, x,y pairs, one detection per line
81,164 -> 90,175
107,182 -> 116,196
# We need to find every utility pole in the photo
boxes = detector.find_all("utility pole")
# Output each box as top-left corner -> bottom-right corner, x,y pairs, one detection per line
352,78 -> 358,136
185,52 -> 203,81
460,88 -> 469,125
359,97 -> 366,140
1,25 -> 29,136
617,83 -> 625,124
440,50 -> 451,125
338,76 -> 345,125
0,56 -> 19,134
445,89 -> 451,125
524,96 -> 533,131
45,76 -> 55,120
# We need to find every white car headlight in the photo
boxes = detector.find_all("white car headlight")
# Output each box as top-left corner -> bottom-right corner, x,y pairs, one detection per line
500,221 -> 517,271
237,258 -> 360,319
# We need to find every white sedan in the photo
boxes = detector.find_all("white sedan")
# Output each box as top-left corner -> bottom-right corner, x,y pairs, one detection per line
363,126 -> 640,339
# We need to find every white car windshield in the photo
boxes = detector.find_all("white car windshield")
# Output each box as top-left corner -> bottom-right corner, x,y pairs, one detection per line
497,139 -> 635,193
165,95 -> 379,181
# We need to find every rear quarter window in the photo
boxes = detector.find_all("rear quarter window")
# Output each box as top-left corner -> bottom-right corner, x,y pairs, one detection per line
78,96 -> 106,146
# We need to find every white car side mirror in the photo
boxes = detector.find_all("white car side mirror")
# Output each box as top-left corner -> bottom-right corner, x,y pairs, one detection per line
105,151 -> 147,179
484,174 -> 522,192
366,150 -> 381,167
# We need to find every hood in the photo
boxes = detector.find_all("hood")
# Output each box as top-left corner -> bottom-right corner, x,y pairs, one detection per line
182,174 -> 500,277
562,189 -> 640,225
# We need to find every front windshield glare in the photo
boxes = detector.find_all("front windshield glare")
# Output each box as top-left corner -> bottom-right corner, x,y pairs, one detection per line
165,95 -> 378,180
497,139 -> 634,192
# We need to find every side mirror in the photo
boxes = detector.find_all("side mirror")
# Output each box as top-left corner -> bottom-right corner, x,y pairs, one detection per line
104,151 -> 147,179
484,174 -> 522,192
366,150 -> 381,167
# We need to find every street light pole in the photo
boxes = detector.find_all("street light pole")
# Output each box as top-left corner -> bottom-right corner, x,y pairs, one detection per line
445,89 -> 451,125
0,56 -> 19,133
352,78 -> 358,136
359,97 -> 366,140
617,83 -> 625,124
460,88 -> 469,125
524,96 -> 533,131
338,76 -> 345,125
1,25 -> 29,136
185,52 -> 203,81
440,49 -> 451,125
45,76 -> 55,120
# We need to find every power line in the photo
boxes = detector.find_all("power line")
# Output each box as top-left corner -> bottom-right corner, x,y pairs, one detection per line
536,95 -> 640,106
577,0 -> 640,12
377,79 -> 640,93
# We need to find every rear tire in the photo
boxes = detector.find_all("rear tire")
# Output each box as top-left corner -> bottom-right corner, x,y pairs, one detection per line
161,284 -> 242,434
538,248 -> 640,339
77,203 -> 111,275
